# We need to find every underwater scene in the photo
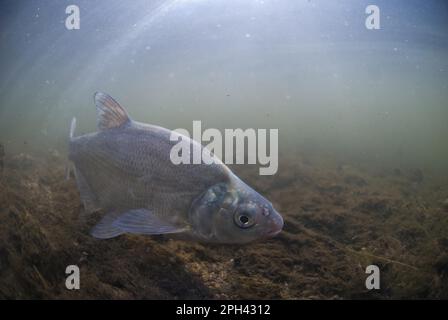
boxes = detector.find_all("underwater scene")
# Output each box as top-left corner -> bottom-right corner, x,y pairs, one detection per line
0,0 -> 448,299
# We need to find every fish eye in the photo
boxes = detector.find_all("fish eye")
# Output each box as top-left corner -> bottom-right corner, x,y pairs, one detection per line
234,211 -> 255,229
239,215 -> 249,224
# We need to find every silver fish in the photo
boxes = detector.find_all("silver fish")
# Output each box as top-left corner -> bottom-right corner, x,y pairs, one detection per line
68,92 -> 283,243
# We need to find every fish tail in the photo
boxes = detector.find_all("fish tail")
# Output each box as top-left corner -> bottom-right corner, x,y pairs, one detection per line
65,164 -> 72,180
69,117 -> 77,140
66,117 -> 77,180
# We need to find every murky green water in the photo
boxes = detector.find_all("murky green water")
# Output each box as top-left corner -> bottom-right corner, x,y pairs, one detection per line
1,0 -> 447,173
0,0 -> 448,300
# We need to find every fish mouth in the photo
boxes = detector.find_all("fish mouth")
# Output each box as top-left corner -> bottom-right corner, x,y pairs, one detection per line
266,228 -> 282,237
266,213 -> 284,237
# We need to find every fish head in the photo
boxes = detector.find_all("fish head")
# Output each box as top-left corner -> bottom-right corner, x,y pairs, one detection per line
189,181 -> 283,244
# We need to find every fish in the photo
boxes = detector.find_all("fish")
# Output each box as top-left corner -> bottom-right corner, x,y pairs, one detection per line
68,92 -> 283,243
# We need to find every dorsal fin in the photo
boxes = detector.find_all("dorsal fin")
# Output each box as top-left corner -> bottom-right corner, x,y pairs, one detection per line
94,92 -> 131,130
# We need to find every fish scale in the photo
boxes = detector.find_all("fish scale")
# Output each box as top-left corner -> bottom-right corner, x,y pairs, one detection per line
68,92 -> 283,243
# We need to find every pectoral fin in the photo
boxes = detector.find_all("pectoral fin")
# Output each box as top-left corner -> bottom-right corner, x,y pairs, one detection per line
90,213 -> 124,239
91,209 -> 186,239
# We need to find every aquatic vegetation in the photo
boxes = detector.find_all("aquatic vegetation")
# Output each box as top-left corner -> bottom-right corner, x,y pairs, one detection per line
0,152 -> 447,299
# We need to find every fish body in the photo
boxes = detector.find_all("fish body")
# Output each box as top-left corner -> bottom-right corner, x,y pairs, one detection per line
69,92 -> 283,243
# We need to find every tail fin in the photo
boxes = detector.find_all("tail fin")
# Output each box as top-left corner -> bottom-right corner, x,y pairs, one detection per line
69,117 -> 77,140
66,118 -> 77,180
